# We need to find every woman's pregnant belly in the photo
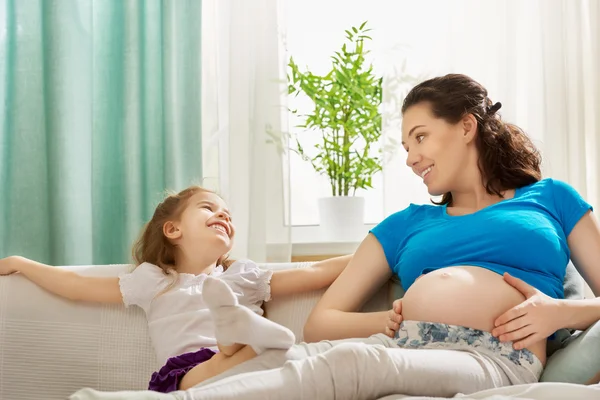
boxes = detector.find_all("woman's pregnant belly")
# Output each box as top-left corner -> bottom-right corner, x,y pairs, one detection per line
401,266 -> 546,364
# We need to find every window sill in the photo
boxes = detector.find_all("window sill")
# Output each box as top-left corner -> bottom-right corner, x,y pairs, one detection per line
291,241 -> 359,259
266,224 -> 375,261
290,223 -> 376,244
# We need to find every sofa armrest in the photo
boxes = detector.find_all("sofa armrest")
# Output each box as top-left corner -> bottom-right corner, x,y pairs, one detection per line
0,264 -> 157,399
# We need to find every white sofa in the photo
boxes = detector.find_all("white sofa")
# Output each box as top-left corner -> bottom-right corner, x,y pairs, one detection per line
0,263 -> 598,400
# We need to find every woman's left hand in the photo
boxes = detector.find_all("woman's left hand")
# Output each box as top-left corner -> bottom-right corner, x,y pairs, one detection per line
492,273 -> 565,350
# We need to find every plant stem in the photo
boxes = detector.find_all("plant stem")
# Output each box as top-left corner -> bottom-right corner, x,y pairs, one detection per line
342,105 -> 351,196
333,128 -> 339,196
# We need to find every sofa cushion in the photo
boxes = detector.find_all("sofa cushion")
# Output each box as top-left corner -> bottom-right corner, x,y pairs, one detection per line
540,320 -> 600,384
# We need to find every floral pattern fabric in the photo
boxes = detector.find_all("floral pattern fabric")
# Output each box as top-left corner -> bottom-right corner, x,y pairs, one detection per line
395,321 -> 538,367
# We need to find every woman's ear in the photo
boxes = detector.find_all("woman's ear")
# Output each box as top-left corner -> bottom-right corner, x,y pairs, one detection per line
462,114 -> 478,144
163,221 -> 182,240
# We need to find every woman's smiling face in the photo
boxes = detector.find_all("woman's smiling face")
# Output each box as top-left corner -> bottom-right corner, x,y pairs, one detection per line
401,102 -> 472,196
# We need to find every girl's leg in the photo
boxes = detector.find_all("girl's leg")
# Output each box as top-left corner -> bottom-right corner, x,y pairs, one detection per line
179,324 -> 383,389
217,343 -> 245,356
203,277 -> 295,352
586,371 -> 600,385
188,343 -> 526,400
179,345 -> 258,390
181,274 -> 322,390
195,335 -> 392,388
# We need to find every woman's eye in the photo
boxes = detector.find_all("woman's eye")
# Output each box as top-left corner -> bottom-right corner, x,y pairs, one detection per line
202,205 -> 212,211
416,134 -> 425,143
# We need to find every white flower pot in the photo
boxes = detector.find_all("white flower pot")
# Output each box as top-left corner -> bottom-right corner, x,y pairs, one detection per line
318,196 -> 366,242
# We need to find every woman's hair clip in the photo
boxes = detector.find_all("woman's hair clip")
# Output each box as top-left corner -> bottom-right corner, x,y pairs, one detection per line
487,102 -> 502,115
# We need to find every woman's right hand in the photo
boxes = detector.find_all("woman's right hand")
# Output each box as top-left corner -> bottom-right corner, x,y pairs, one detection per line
0,256 -> 19,276
385,298 -> 403,338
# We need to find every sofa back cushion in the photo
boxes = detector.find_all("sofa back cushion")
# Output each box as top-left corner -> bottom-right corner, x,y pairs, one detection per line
0,264 -> 156,400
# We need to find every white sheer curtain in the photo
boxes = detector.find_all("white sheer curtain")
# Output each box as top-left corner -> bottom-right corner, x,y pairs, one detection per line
201,0 -> 291,262
201,0 -> 599,260
382,0 -> 600,214
538,0 -> 599,211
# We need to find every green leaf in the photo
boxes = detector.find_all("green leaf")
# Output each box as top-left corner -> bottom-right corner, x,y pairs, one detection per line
285,22 -> 387,196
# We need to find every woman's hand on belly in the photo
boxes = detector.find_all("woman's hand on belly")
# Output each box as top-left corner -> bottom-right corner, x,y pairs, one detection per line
492,273 -> 562,350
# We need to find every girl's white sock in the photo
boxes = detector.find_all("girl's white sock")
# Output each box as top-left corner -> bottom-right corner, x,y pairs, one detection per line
202,276 -> 296,354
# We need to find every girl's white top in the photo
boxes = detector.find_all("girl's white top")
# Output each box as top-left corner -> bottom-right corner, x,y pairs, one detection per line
118,259 -> 272,365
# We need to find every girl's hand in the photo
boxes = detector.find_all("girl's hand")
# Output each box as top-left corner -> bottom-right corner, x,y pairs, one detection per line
492,273 -> 564,349
385,298 -> 403,338
0,256 -> 19,276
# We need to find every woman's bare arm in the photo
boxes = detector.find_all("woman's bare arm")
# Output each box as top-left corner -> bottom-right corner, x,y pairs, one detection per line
269,255 -> 352,298
569,210 -> 600,295
303,234 -> 393,342
562,210 -> 600,330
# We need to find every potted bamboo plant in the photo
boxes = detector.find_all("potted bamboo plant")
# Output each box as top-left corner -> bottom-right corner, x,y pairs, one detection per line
288,22 -> 383,240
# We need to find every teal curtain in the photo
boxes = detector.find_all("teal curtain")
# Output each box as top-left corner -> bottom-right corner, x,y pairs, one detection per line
0,0 -> 203,265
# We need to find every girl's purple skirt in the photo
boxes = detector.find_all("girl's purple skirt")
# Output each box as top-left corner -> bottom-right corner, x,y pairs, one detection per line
148,348 -> 217,393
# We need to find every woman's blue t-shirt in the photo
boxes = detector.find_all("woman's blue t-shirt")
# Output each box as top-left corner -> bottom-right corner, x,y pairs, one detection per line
369,178 -> 592,299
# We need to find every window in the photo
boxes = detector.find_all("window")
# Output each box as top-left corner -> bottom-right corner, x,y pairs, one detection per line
284,0 -> 448,228
284,0 -> 547,233
285,1 -> 388,226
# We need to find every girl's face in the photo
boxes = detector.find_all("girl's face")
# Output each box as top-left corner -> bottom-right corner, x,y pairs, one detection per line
165,191 -> 235,259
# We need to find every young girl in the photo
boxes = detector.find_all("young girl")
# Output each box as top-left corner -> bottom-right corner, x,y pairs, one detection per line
0,186 -> 351,393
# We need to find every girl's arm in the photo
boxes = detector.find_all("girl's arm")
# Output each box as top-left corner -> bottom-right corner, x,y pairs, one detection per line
0,256 -> 123,304
269,254 -> 352,298
303,234 -> 393,342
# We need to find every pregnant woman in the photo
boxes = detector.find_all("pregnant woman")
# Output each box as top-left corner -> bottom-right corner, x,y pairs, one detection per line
176,74 -> 600,399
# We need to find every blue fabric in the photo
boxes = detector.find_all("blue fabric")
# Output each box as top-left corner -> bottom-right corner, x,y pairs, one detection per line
370,178 -> 592,299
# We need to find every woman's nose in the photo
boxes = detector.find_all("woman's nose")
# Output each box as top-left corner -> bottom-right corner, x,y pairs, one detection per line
405,150 -> 421,167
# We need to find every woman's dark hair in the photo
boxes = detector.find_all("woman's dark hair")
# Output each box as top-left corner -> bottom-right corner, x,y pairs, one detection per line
401,73 -> 541,206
